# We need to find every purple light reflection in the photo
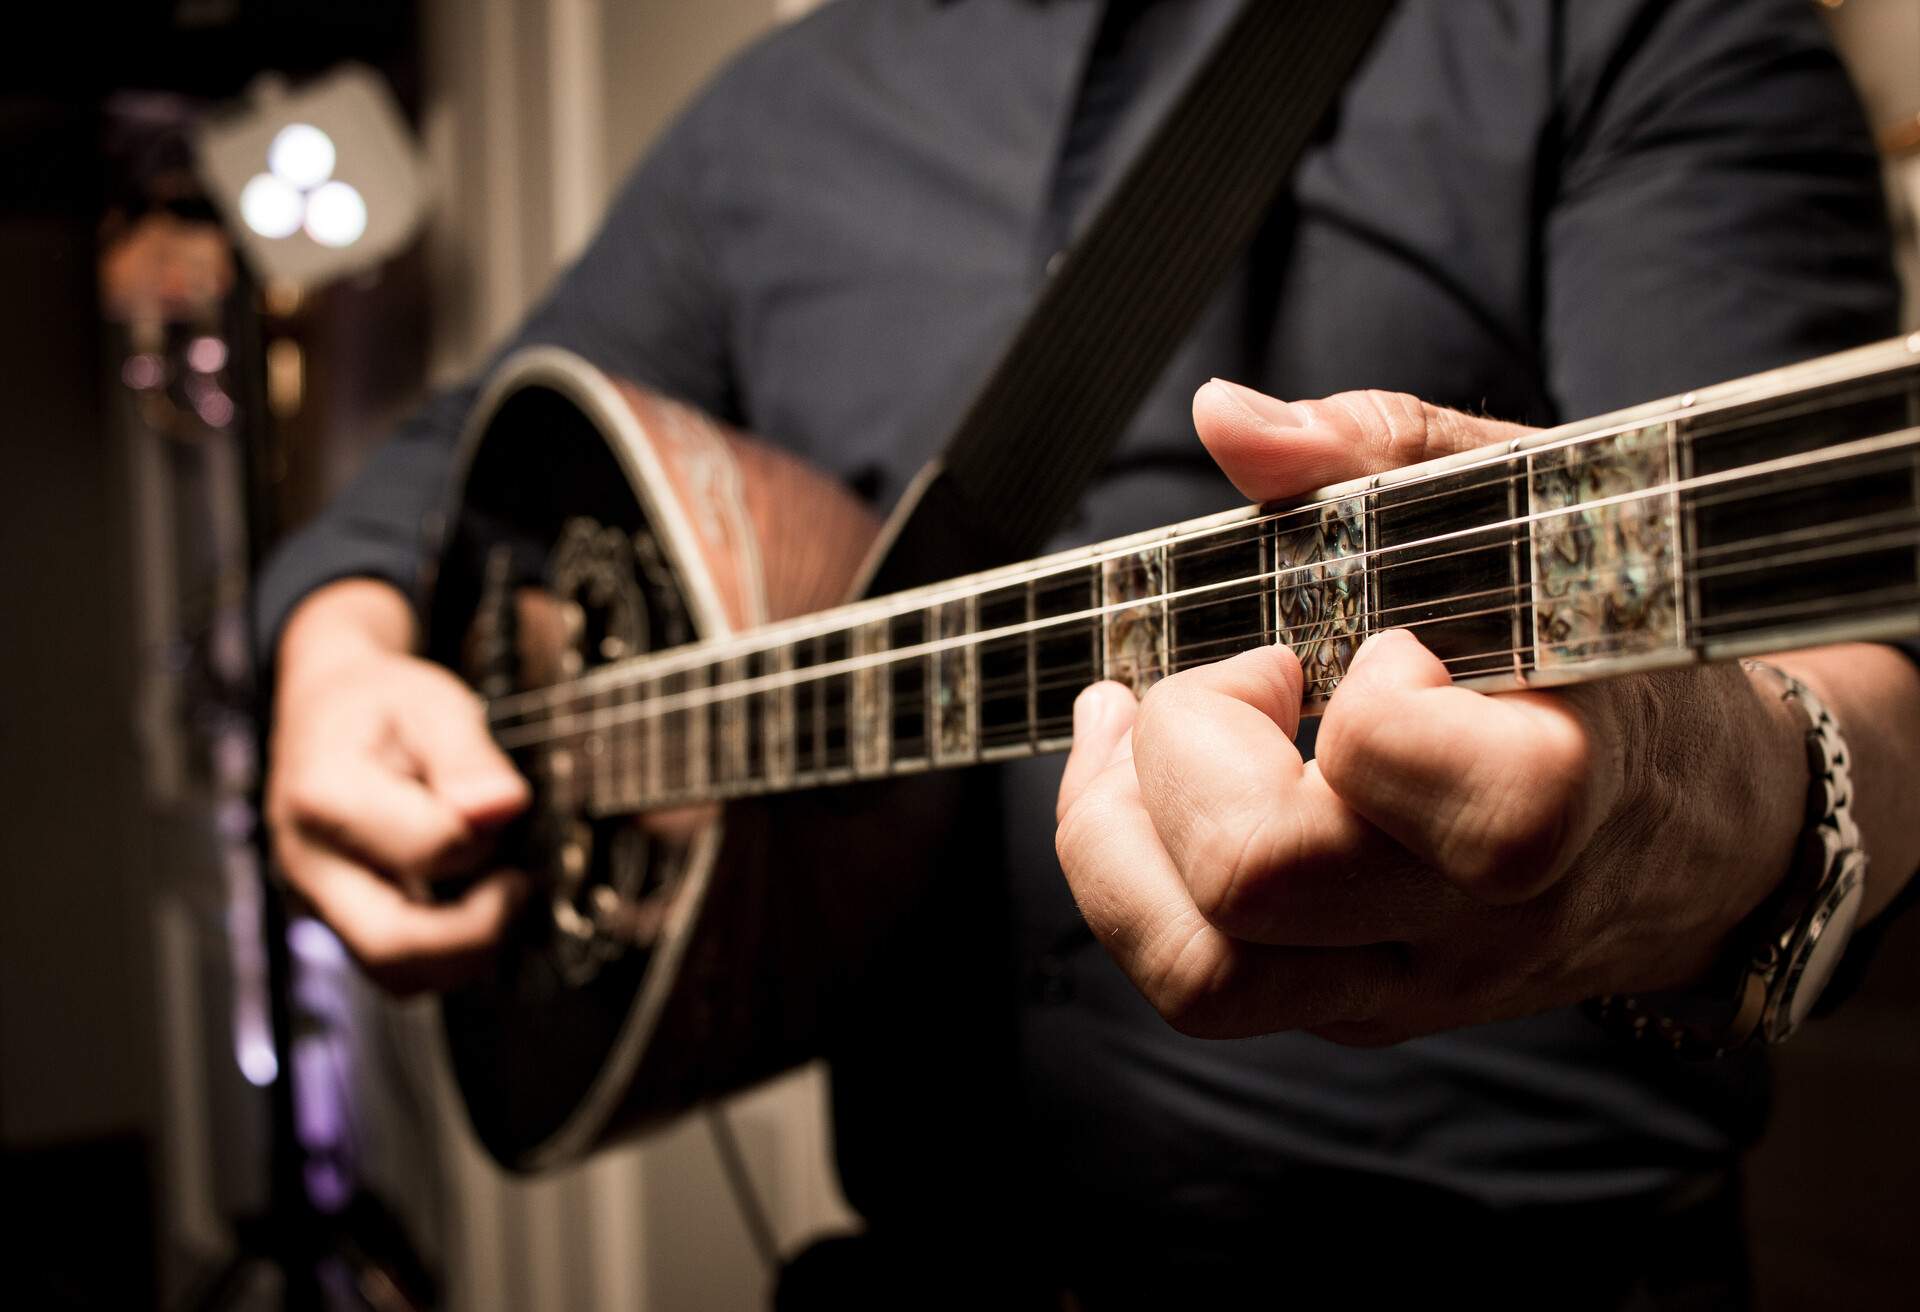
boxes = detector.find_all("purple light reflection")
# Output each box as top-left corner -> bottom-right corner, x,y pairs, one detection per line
289,916 -> 357,1215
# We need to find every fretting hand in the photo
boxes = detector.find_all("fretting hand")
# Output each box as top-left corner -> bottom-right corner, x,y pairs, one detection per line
1052,381 -> 1813,1042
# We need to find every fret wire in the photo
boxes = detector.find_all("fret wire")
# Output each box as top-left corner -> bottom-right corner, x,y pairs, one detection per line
495,461 -> 1904,749
615,559 -> 1916,806
493,423 -> 1920,733
1305,362 -> 1907,529
1163,539 -> 1511,621
636,554 -> 1920,772
578,564 -> 1920,796
518,436 -> 1920,753
495,507 -> 1920,753
528,507 -> 1920,754
638,643 -> 1491,779
489,496 -> 1325,719
630,630 -> 1572,793
552,499 -> 1904,737
489,374 -> 1919,725
471,455 -> 1505,722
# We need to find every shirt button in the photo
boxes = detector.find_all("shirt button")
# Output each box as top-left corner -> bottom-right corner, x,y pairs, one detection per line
1044,250 -> 1065,278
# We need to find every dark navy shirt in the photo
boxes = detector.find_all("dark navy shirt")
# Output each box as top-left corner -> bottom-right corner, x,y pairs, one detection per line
258,0 -> 1900,1284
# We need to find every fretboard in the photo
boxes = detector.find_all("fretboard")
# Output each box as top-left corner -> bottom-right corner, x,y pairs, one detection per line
490,336 -> 1920,817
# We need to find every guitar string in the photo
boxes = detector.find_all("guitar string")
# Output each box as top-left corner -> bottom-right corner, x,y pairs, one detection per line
1158,502 -> 1920,634
483,367 -> 1920,722
500,497 -> 1914,766
631,557 -> 1920,770
502,523 -> 1920,774
489,441 -> 1920,747
564,568 -> 1920,811
491,436 -> 1904,733
576,560 -> 1920,795
573,487 -> 1920,729
500,502 -> 1920,757
476,391 -> 1904,718
583,562 -> 1920,807
579,559 -> 1920,810
489,424 -> 1920,729
557,637 -> 1567,807
595,464 -> 1920,783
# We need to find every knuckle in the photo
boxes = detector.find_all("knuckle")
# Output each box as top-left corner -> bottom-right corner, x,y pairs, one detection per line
270,767 -> 333,830
1053,786 -> 1114,877
421,664 -> 487,721
1130,675 -> 1184,749
1314,694 -> 1397,797
351,923 -> 443,997
351,919 -> 414,972
1146,931 -> 1238,1039
1359,389 -> 1432,467
399,815 -> 476,877
1183,811 -> 1282,935
1434,780 -> 1580,902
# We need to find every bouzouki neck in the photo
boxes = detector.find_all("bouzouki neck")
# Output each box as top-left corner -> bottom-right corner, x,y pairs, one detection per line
489,337 -> 1920,816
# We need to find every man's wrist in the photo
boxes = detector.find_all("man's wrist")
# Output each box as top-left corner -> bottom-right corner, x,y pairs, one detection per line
277,578 -> 418,692
1590,660 -> 1867,1055
1676,662 -> 1813,972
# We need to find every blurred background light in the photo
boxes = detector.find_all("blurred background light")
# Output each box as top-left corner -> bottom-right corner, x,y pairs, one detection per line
197,64 -> 426,288
267,122 -> 335,189
302,179 -> 366,249
237,1036 -> 278,1088
195,390 -> 235,427
239,172 -> 302,239
120,353 -> 163,390
186,335 -> 227,373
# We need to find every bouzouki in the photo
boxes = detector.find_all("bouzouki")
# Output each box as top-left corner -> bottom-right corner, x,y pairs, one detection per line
428,334 -> 1920,1170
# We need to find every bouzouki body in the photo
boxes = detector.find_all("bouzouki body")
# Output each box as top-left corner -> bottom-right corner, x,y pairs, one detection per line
427,349 -> 957,1170
430,337 -> 1920,1171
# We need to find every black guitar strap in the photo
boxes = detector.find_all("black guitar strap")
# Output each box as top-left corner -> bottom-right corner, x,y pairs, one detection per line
867,0 -> 1396,594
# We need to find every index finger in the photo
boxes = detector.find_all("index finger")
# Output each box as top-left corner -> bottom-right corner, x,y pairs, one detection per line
278,827 -> 529,995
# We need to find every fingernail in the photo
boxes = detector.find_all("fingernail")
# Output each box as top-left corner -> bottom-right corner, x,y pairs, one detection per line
1209,377 -> 1310,428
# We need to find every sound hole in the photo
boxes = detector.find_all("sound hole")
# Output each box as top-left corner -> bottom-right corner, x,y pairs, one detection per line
432,383 -> 709,1165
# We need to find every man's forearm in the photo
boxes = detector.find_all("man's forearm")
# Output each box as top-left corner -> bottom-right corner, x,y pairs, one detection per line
1774,643 -> 1920,924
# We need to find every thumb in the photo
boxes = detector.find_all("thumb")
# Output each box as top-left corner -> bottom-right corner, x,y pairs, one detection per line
1192,378 -> 1534,502
399,673 -> 533,826
1056,681 -> 1139,823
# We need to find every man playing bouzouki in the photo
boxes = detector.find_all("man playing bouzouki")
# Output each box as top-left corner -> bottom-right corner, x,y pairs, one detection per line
260,1 -> 1920,1304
